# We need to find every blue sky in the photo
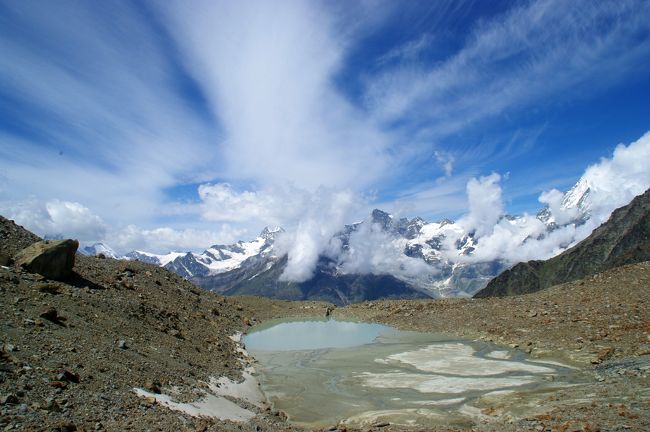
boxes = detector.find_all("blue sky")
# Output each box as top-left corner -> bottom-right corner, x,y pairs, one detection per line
1,0 -> 649,253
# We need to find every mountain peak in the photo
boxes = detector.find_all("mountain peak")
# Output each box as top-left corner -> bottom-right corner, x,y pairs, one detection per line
260,226 -> 284,240
371,209 -> 393,230
80,242 -> 117,258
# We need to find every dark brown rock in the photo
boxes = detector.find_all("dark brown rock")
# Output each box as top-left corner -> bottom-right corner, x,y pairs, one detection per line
40,307 -> 59,322
14,239 -> 79,280
144,380 -> 161,394
0,253 -> 12,266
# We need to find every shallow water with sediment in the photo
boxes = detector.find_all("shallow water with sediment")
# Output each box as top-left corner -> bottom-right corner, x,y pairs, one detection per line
244,318 -> 583,429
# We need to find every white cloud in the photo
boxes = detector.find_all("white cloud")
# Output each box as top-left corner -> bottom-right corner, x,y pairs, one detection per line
458,173 -> 503,238
0,2 -> 219,226
434,151 -> 455,177
198,183 -> 274,223
157,0 -> 391,192
538,189 -> 580,225
274,189 -> 359,282
340,219 -> 432,278
580,131 -> 650,225
107,224 -> 245,255
365,0 -> 650,140
441,131 -> 650,264
0,199 -> 106,242
377,33 -> 434,65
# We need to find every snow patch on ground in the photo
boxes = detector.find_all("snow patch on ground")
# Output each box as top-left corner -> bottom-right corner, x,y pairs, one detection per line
386,343 -> 556,375
133,332 -> 266,422
133,388 -> 255,422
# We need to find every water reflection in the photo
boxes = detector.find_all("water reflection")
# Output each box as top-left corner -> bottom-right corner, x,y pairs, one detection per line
243,318 -> 394,351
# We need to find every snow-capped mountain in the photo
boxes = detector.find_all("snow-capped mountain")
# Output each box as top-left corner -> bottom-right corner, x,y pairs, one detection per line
123,250 -> 186,266
537,177 -> 591,227
79,242 -> 117,259
163,227 -> 281,279
87,176 -> 606,304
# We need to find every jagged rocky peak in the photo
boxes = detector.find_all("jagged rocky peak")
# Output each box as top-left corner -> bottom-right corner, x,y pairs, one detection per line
371,209 -> 393,230
368,210 -> 426,239
260,226 -> 284,241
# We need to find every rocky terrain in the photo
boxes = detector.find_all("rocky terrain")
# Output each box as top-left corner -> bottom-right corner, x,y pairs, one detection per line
2,214 -> 649,431
475,187 -> 650,298
0,216 -> 329,432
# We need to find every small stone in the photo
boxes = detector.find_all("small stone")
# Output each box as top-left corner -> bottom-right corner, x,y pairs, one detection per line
49,381 -> 67,389
528,311 -> 538,318
596,347 -> 615,362
140,396 -> 156,407
144,380 -> 161,394
42,398 -> 60,411
0,253 -> 12,266
37,283 -> 61,295
39,307 -> 59,322
0,394 -> 19,405
56,422 -> 77,432
57,370 -> 80,383
117,340 -> 128,350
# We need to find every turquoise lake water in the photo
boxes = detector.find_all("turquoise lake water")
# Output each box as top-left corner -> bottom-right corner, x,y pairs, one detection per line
242,318 -> 580,429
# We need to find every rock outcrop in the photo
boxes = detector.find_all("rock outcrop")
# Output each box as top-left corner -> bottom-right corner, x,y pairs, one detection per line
14,239 -> 79,280
475,188 -> 650,298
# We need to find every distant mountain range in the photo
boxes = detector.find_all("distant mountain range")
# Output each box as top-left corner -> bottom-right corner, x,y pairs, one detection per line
79,176 -> 609,305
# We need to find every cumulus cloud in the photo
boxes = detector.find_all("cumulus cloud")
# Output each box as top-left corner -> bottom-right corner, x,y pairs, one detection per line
538,189 -> 580,225
579,132 -> 650,224
442,132 -> 650,264
106,224 -> 245,255
198,183 -> 274,223
0,199 -> 107,241
340,219 -> 432,279
457,173 -> 503,238
274,189 -> 359,282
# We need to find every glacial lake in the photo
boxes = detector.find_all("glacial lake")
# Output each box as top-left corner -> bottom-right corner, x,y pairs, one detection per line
243,318 -> 580,429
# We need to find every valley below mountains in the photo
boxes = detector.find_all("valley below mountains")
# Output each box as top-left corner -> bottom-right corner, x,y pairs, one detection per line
1,210 -> 649,431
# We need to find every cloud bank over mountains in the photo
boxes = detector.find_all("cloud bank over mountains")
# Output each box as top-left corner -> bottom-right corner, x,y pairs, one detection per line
1,129 -> 649,284
1,0 -> 649,277
282,132 -> 650,281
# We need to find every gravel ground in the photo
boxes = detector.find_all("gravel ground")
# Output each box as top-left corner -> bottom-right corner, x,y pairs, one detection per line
2,217 -> 649,432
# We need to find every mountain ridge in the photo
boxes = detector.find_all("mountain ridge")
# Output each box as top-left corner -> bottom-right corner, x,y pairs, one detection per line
474,187 -> 650,298
84,175 -> 613,303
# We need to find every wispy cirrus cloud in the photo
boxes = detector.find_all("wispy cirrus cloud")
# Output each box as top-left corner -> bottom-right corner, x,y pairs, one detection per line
156,0 -> 391,191
365,0 -> 650,141
0,1 -> 220,223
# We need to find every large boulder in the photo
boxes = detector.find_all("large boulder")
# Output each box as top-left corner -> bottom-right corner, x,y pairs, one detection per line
14,239 -> 79,280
